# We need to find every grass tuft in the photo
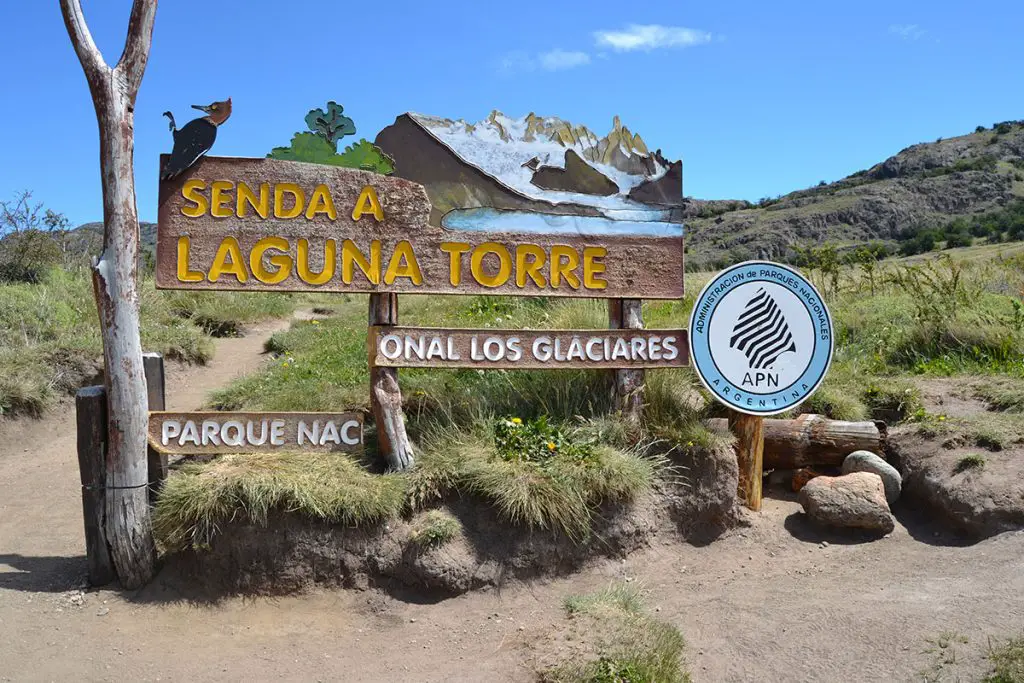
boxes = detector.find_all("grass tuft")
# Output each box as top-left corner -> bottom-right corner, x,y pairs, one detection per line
954,453 -> 987,473
543,583 -> 689,683
409,509 -> 461,548
152,453 -> 407,551
985,636 -> 1024,683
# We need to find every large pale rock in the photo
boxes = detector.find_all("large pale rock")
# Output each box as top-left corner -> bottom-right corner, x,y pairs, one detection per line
842,450 -> 902,505
798,472 -> 895,533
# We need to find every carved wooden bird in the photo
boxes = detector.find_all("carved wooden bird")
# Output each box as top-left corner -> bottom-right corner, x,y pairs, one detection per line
161,98 -> 232,180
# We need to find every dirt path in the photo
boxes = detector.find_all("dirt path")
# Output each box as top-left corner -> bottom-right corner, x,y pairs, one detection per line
1,323 -> 1023,682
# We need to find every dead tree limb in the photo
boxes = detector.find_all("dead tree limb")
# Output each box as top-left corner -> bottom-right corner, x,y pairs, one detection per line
60,0 -> 158,589
368,293 -> 414,471
609,299 -> 644,426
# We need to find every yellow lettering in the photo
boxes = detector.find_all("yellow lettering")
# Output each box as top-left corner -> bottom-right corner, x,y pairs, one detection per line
175,237 -> 204,282
351,185 -> 384,222
180,179 -> 208,217
515,244 -> 547,288
582,247 -> 607,290
305,185 -> 338,220
250,237 -> 292,284
383,241 -> 422,285
550,245 -> 581,289
342,240 -> 381,284
210,180 -> 234,218
440,242 -> 470,286
470,242 -> 513,288
237,182 -> 269,218
274,183 -> 305,219
297,239 -> 336,285
208,237 -> 248,283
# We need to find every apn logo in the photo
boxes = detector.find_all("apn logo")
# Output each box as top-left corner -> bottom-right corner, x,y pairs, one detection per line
730,287 -> 796,387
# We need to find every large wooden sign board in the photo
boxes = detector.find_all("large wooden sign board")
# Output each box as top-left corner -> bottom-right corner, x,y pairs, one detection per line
156,156 -> 684,299
369,326 -> 689,369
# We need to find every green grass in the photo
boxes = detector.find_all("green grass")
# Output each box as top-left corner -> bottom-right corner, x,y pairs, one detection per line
409,509 -> 461,548
974,378 -> 1024,412
0,267 -> 294,417
543,583 -> 689,683
954,453 -> 987,474
985,636 -> 1024,683
152,453 -> 408,551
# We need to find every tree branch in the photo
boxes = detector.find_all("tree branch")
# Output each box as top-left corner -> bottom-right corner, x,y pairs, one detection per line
59,0 -> 108,88
115,0 -> 157,97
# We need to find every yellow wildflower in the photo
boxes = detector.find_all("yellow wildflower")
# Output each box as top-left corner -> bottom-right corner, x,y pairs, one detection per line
511,417 -> 522,425
282,362 -> 289,368
547,442 -> 556,451
311,320 -> 321,325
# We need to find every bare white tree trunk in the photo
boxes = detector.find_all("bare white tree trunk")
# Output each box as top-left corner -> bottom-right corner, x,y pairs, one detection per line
60,0 -> 157,589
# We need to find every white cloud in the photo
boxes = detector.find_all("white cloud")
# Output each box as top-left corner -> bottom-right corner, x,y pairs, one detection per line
889,24 -> 926,40
539,49 -> 591,71
594,24 -> 712,52
498,49 -> 591,74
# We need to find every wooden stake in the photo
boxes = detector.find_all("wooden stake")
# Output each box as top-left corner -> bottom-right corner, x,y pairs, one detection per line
608,298 -> 644,426
368,293 -> 414,471
728,411 -> 764,511
76,385 -> 116,586
60,0 -> 158,589
143,352 -> 166,502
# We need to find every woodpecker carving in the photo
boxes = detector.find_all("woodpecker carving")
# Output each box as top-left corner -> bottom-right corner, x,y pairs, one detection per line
161,98 -> 232,180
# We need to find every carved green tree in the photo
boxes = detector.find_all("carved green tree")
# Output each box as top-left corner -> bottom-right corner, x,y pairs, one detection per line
269,101 -> 394,175
304,101 -> 355,147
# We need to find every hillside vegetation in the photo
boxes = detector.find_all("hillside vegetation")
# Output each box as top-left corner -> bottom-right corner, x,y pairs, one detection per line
686,119 -> 1024,268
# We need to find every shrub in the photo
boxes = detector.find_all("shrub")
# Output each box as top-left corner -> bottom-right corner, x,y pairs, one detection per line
0,231 -> 61,283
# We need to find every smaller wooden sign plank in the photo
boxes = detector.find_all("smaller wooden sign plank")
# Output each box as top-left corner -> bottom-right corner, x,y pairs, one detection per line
148,411 -> 363,455
369,326 -> 690,370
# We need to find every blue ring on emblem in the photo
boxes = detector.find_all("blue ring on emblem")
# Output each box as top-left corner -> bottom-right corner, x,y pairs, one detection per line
687,260 -> 834,416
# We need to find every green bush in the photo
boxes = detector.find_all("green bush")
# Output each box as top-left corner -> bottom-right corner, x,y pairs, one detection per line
0,230 -> 61,283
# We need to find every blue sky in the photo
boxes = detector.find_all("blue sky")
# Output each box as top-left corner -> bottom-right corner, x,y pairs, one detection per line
1,0 -> 1022,226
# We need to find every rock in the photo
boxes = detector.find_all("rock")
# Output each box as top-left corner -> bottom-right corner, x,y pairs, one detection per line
798,472 -> 895,533
842,450 -> 902,504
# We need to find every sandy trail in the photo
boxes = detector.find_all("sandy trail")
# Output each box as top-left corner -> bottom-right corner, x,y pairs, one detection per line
1,319 -> 1022,682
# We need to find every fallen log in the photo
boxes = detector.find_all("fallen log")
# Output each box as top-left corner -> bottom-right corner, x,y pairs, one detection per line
706,414 -> 887,469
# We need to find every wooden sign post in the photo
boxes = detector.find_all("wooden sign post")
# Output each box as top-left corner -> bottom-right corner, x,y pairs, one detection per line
155,156 -> 686,470
728,411 -> 764,511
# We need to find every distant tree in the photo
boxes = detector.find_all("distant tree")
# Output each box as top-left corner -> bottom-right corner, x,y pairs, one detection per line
975,125 -> 986,133
0,191 -> 65,282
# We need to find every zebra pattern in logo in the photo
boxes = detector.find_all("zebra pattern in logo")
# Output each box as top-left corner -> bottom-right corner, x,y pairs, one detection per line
729,287 -> 797,370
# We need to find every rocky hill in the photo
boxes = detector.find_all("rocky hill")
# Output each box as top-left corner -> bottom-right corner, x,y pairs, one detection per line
685,121 -> 1024,268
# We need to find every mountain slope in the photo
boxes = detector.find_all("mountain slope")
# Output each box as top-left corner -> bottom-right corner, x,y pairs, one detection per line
685,121 -> 1024,268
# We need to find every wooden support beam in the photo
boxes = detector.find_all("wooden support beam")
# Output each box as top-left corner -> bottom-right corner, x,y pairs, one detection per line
143,352 -> 166,503
76,385 -> 116,586
729,411 -> 764,512
707,414 -> 885,469
368,293 -> 414,471
608,298 -> 644,426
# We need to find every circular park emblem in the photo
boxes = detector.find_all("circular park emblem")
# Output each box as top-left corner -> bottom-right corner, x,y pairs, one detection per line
688,260 -> 834,416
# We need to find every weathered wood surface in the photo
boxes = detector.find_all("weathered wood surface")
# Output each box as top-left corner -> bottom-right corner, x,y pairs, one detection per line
143,352 -> 166,502
155,156 -> 685,299
707,414 -> 886,469
729,411 -> 764,511
61,0 -> 157,590
368,294 -> 414,471
368,325 -> 688,369
148,412 -> 364,455
76,386 -> 116,586
609,299 -> 645,424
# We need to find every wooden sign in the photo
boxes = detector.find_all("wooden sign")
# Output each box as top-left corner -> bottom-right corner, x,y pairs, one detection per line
369,326 -> 689,369
156,156 -> 684,299
148,411 -> 363,455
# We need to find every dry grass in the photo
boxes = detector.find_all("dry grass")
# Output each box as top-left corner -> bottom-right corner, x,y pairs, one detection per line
152,453 -> 407,551
541,583 -> 689,683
